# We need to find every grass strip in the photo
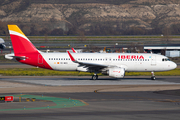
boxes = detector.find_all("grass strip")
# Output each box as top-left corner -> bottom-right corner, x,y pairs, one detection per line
0,68 -> 179,76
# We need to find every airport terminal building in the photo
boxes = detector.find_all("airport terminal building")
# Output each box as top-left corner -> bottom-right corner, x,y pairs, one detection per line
144,45 -> 180,57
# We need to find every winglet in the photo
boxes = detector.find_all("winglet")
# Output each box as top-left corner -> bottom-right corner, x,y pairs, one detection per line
71,48 -> 77,53
67,51 -> 76,62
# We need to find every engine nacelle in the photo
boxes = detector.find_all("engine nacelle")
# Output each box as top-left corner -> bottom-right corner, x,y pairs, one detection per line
108,67 -> 125,78
0,38 -> 5,49
0,44 -> 6,49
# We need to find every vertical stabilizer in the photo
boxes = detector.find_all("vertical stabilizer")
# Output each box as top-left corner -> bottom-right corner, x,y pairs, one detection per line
8,25 -> 37,55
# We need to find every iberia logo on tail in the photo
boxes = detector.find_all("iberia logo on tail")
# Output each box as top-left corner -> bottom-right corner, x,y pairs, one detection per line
8,25 -> 31,42
7,25 -> 53,70
8,25 -> 37,55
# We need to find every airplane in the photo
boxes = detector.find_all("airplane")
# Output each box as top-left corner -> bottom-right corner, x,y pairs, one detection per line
5,25 -> 177,80
0,38 -> 6,49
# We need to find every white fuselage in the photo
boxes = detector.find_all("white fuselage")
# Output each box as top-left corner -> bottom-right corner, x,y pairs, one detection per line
41,52 -> 177,72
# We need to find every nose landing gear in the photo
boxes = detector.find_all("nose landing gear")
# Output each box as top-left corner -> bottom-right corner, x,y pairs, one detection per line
151,72 -> 156,80
92,74 -> 98,80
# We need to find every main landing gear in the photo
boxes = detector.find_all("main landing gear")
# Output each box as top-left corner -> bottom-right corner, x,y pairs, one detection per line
92,74 -> 98,80
151,71 -> 156,80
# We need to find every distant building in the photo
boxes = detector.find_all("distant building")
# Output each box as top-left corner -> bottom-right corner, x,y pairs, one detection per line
66,49 -> 82,53
144,45 -> 180,57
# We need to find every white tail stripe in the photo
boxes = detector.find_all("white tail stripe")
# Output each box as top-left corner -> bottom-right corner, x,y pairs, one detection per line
9,30 -> 31,42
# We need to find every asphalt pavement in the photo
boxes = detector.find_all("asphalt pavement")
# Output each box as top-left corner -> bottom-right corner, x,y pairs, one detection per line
0,76 -> 180,120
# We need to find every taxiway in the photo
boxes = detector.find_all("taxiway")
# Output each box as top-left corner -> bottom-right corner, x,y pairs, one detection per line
0,76 -> 180,120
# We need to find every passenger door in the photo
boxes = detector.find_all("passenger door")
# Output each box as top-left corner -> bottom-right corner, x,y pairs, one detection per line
151,55 -> 156,66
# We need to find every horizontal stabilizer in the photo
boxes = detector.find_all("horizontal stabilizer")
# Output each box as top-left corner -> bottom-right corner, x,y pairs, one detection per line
5,53 -> 27,60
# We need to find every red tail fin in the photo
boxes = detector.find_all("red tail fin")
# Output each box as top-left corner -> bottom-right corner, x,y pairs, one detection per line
8,25 -> 37,55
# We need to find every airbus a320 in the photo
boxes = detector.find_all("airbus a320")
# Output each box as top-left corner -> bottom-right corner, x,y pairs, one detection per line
5,25 -> 177,80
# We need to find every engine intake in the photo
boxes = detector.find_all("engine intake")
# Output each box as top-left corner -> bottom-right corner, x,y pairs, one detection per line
0,44 -> 6,49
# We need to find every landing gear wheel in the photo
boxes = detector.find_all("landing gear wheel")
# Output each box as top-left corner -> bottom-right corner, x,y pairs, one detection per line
151,76 -> 156,80
151,72 -> 156,80
92,75 -> 98,80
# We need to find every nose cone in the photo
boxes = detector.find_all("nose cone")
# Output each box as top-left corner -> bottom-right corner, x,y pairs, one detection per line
171,62 -> 177,70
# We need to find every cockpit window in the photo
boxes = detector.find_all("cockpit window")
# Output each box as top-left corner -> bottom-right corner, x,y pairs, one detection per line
162,58 -> 170,61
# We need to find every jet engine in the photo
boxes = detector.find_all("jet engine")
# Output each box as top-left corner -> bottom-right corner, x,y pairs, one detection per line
0,38 -> 5,49
107,67 -> 125,78
0,44 -> 6,49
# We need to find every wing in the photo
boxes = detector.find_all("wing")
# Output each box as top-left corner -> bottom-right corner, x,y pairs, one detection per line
67,51 -> 108,71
